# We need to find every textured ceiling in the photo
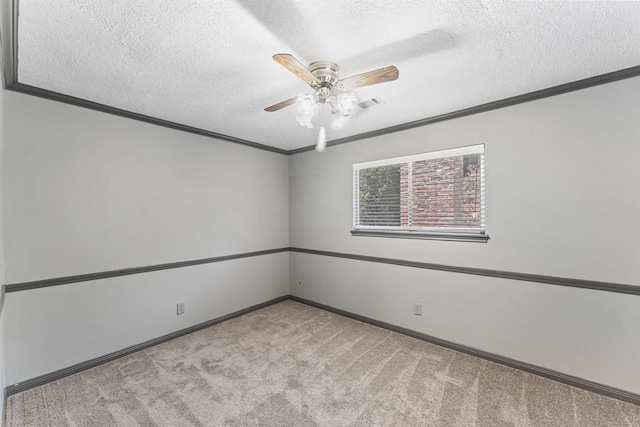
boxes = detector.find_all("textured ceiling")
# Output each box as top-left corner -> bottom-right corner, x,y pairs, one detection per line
17,0 -> 640,151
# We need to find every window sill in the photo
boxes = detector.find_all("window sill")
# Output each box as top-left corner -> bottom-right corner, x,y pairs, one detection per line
351,229 -> 490,243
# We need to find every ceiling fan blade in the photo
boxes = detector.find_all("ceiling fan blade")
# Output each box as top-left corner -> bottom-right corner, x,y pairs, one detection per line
264,96 -> 298,112
339,66 -> 399,89
273,54 -> 320,85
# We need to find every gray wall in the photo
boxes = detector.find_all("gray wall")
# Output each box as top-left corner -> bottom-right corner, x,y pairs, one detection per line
2,67 -> 640,398
289,76 -> 640,394
2,91 -> 290,385
0,306 -> 4,422
0,76 -> 6,424
0,2 -> 8,410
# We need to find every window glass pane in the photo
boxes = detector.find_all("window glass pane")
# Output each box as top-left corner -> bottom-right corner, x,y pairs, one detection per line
358,164 -> 401,226
353,145 -> 484,236
410,154 -> 482,228
462,153 -> 483,228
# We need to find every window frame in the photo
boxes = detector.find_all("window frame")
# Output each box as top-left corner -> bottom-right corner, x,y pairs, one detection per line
351,144 -> 488,243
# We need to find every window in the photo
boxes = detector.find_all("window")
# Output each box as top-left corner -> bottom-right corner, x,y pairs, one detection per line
352,144 -> 487,242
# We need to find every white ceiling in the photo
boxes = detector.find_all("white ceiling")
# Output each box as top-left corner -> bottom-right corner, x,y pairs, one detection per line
17,0 -> 640,151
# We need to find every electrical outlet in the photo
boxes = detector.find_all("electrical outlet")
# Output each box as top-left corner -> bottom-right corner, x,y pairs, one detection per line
177,303 -> 185,315
413,303 -> 422,316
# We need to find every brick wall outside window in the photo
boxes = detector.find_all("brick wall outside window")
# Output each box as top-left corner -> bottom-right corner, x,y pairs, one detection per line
400,156 -> 481,229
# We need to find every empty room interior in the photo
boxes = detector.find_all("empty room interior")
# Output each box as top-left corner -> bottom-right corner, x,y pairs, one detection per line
1,1 -> 640,425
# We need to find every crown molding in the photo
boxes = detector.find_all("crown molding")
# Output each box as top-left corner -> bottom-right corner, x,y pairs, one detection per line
288,64 -> 640,154
3,0 -> 640,155
6,82 -> 289,154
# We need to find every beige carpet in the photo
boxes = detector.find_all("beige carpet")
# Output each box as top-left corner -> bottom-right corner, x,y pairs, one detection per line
5,300 -> 640,426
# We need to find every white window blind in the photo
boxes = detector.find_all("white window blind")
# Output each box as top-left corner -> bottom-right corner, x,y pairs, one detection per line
353,145 -> 485,237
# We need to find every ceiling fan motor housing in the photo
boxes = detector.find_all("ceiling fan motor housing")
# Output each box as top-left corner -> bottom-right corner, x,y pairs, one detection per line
309,61 -> 340,104
309,61 -> 339,88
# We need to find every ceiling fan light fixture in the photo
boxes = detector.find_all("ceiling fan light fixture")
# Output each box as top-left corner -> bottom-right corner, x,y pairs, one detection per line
295,93 -> 317,129
297,93 -> 316,113
337,92 -> 357,114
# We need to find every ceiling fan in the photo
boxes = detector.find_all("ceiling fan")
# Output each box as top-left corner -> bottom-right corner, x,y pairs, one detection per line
265,53 -> 399,112
265,53 -> 399,151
